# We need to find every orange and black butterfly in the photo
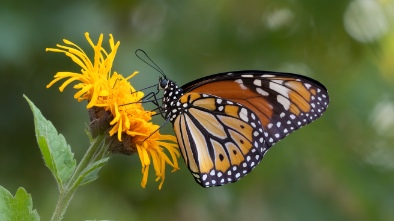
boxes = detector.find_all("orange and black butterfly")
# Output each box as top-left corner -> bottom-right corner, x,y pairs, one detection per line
157,70 -> 329,187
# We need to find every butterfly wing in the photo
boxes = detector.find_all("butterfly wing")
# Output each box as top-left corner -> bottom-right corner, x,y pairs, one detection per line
181,70 -> 329,148
172,92 -> 266,187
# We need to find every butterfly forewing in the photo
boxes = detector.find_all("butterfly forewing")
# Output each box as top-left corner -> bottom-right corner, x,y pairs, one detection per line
181,71 -> 329,147
172,92 -> 266,187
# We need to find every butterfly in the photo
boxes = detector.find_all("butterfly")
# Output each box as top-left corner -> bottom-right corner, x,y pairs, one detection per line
157,70 -> 329,187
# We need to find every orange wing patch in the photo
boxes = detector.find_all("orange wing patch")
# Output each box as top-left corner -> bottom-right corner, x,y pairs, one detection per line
217,115 -> 253,143
179,92 -> 201,104
210,139 -> 231,172
188,81 -> 275,127
225,142 -> 245,165
286,81 -> 312,113
228,130 -> 252,155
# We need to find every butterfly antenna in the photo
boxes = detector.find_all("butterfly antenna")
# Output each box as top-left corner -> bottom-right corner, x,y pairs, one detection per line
130,83 -> 159,96
135,49 -> 166,78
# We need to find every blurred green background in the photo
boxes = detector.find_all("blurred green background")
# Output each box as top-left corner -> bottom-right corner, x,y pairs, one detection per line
1,0 -> 394,220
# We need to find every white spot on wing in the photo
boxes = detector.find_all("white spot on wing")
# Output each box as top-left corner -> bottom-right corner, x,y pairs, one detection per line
253,79 -> 262,86
256,88 -> 269,96
277,95 -> 291,110
269,82 -> 289,98
235,79 -> 247,90
240,108 -> 249,122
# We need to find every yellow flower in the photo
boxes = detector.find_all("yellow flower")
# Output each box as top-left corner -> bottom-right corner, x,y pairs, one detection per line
46,32 -> 179,189
134,125 -> 179,189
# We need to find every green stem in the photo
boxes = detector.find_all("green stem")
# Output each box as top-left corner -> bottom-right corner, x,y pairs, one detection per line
49,188 -> 75,221
50,134 -> 108,221
69,134 -> 106,187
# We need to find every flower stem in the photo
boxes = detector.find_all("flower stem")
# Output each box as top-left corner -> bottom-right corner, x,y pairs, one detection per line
50,134 -> 109,221
50,188 -> 75,221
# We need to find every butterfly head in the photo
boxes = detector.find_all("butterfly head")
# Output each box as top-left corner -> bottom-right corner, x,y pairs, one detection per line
159,76 -> 169,90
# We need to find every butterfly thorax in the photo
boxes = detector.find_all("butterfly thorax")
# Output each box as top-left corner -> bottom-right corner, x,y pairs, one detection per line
161,79 -> 185,122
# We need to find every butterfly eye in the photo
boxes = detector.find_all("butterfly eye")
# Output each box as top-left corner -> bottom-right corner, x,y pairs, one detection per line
159,77 -> 168,89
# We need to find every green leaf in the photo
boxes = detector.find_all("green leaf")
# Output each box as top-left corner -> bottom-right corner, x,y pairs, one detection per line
0,186 -> 40,221
78,157 -> 110,186
24,95 -> 76,189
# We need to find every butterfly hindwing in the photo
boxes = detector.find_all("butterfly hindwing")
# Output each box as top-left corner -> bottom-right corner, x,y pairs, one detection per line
172,92 -> 267,187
